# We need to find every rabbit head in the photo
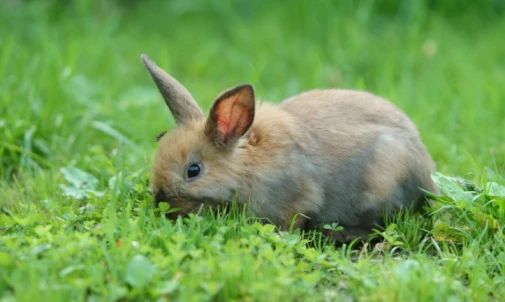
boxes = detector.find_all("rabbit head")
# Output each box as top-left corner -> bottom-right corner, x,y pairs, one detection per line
141,55 -> 255,218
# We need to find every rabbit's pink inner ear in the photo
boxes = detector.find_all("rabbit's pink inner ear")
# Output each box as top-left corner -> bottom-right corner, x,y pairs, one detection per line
216,92 -> 250,143
207,84 -> 255,146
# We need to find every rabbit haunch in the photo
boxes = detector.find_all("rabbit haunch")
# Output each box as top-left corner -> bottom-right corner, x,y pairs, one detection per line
142,54 -> 439,242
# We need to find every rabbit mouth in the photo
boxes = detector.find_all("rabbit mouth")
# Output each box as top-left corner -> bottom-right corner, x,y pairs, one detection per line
154,190 -> 212,219
154,190 -> 233,220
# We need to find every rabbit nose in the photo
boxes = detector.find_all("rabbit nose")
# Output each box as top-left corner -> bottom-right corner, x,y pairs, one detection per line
165,210 -> 182,220
153,190 -> 170,208
153,191 -> 199,219
154,192 -> 184,220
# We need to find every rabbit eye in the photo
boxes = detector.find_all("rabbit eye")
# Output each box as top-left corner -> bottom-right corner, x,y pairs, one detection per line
185,163 -> 202,181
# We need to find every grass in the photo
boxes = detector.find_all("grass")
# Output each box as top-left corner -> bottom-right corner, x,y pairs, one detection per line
1,0 -> 505,300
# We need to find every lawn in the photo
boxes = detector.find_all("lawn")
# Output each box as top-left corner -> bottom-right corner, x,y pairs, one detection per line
1,0 -> 505,301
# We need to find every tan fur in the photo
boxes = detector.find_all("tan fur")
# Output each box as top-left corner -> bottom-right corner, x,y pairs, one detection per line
143,55 -> 439,243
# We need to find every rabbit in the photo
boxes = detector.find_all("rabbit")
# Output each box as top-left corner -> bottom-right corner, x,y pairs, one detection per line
141,54 -> 439,243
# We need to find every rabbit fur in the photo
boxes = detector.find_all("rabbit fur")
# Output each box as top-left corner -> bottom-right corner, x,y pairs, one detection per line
142,54 -> 439,242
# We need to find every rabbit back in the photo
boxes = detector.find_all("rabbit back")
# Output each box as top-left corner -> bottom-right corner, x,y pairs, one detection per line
275,89 -> 438,232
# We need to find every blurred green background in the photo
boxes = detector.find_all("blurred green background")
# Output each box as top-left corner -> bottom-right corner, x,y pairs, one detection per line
1,0 -> 504,187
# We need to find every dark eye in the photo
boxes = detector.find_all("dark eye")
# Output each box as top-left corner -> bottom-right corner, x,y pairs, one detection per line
185,163 -> 202,181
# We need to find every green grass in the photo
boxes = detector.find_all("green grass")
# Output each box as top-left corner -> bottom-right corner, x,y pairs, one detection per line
1,0 -> 505,300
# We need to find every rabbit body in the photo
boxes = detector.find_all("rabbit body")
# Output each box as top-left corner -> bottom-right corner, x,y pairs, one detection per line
143,55 -> 438,242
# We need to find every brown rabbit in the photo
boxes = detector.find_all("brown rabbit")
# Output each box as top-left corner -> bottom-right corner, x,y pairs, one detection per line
141,54 -> 439,242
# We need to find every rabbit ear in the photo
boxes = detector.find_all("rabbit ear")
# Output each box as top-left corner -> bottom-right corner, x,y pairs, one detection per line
141,54 -> 203,124
205,84 -> 255,148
